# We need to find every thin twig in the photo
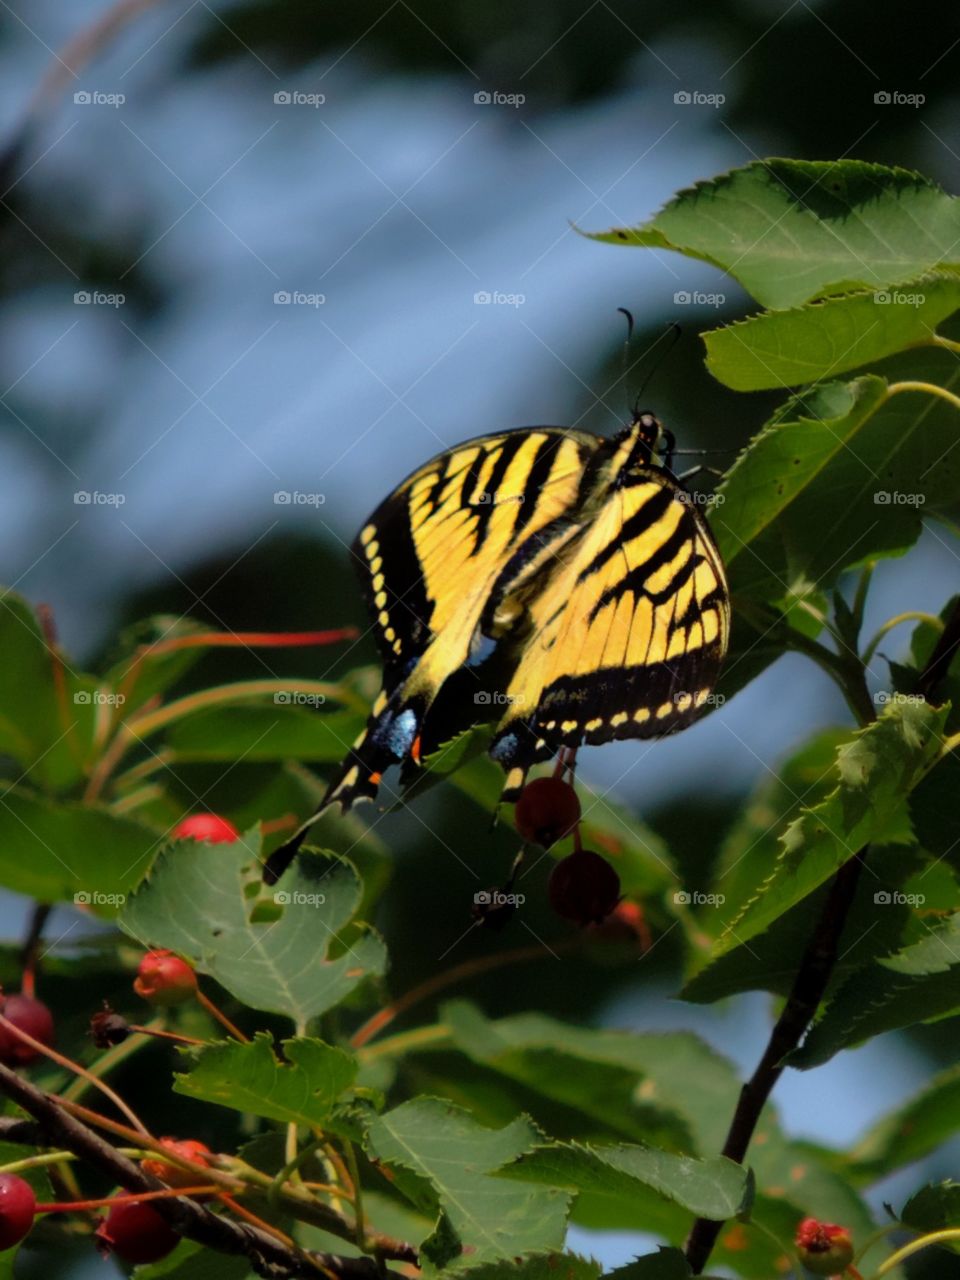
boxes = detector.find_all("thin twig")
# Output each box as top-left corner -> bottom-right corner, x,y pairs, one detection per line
0,1065 -> 401,1280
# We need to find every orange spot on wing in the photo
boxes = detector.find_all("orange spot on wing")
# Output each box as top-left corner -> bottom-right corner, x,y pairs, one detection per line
411,735 -> 422,764
369,771 -> 382,785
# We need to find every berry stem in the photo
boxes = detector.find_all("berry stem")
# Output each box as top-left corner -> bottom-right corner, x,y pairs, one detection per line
195,990 -> 249,1042
19,901 -> 52,1000
36,1185 -> 219,1213
350,940 -> 576,1048
63,1016 -> 168,1106
0,1012 -> 150,1136
874,1228 -> 960,1276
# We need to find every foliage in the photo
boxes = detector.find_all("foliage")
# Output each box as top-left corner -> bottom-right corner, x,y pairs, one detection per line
1,157 -> 959,1279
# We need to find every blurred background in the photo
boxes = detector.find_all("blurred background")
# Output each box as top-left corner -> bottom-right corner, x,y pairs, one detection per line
1,1 -> 958,1275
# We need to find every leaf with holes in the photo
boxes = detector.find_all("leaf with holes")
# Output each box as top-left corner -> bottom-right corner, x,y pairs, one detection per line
120,829 -> 386,1025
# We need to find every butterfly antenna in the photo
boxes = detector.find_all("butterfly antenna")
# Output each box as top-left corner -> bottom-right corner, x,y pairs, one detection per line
632,321 -> 682,416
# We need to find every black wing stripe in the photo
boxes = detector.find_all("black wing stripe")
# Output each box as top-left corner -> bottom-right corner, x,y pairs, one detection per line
576,486 -> 674,582
471,435 -> 526,553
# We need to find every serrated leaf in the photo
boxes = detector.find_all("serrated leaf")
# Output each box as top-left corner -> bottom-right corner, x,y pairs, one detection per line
586,159 -> 960,309
847,1064 -> 960,1179
453,1253 -> 602,1280
704,274 -> 960,390
792,913 -> 960,1067
174,1033 -> 356,1126
500,1140 -> 749,1222
712,701 -> 948,957
364,1099 -> 569,1268
0,788 -> 159,911
120,830 -> 386,1024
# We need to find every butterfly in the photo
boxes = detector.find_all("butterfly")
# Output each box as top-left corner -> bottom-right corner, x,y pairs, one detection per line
265,412 -> 729,880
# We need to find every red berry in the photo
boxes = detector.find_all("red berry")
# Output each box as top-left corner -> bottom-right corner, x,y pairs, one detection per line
514,777 -> 581,847
548,850 -> 620,925
142,1138 -> 213,1189
133,950 -> 197,1007
795,1217 -> 854,1275
0,1174 -> 35,1249
172,814 -> 239,843
0,994 -> 55,1065
96,1198 -> 179,1264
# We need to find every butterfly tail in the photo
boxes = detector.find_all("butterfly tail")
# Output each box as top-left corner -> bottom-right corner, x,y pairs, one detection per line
262,687 -> 424,882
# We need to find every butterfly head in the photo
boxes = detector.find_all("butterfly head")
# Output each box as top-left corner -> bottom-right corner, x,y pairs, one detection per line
618,411 -> 676,471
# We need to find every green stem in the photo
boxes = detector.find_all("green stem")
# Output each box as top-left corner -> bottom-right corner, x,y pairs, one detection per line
887,379 -> 960,415
356,1023 -> 452,1062
875,1227 -> 960,1275
61,1020 -> 166,1106
862,612 -> 943,667
342,1140 -> 365,1251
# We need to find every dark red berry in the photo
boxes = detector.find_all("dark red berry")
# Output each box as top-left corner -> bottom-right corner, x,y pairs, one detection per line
514,777 -> 581,847
0,1173 -> 35,1249
96,1198 -> 180,1264
172,813 -> 239,843
142,1138 -> 213,1190
90,1006 -> 130,1049
133,950 -> 197,1007
548,850 -> 620,925
795,1217 -> 854,1275
0,994 -> 55,1065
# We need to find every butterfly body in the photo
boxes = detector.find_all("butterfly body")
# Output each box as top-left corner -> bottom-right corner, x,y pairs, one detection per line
327,412 -> 728,809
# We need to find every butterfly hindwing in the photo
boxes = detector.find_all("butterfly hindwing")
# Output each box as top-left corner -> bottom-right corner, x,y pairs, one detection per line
490,463 -> 729,794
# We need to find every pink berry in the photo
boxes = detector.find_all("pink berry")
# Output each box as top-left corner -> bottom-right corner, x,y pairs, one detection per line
133,950 -> 197,1007
172,814 -> 239,843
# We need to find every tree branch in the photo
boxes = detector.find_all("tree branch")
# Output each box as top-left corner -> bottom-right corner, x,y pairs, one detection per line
0,1065 -> 404,1280
684,851 -> 867,1273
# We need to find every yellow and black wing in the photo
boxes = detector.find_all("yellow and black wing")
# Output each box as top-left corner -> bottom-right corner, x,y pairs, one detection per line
327,426 -> 603,808
489,463 -> 730,797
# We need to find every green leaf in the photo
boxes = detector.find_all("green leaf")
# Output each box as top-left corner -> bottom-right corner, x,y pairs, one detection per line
704,274 -> 960,390
711,700 -> 948,957
714,344 -> 960,600
901,1181 -> 960,1234
363,1099 -> 569,1268
499,1140 -> 750,1222
792,912 -> 960,1067
453,1253 -> 602,1280
165,704 -> 365,762
586,159 -> 960,309
102,615 -> 219,716
441,1002 -> 737,1153
0,788 -> 159,911
120,830 -> 386,1024
607,1251 -> 725,1280
847,1064 -> 960,1179
0,590 -> 100,789
174,1033 -> 356,1126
